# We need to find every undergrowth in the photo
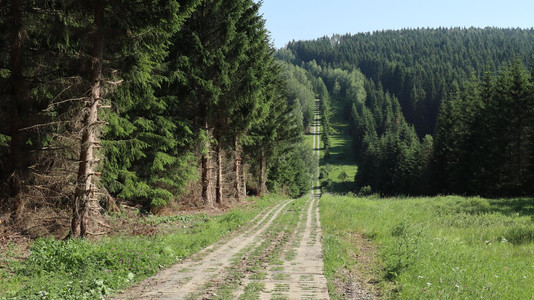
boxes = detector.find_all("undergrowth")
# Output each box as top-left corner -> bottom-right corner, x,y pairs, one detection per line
0,196 -> 279,299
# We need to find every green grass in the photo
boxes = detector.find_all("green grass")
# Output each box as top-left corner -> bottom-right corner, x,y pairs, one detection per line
239,282 -> 265,300
305,130 -> 314,150
320,134 -> 358,194
0,195 -> 281,300
318,82 -> 534,300
320,104 -> 358,194
321,194 -> 534,299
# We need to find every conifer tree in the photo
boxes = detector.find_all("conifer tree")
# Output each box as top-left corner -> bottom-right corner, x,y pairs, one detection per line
245,63 -> 308,196
1,0 -> 75,219
59,0 -> 195,237
5,0 -> 27,213
317,78 -> 332,157
487,60 -> 532,194
170,0 -> 249,206
101,0 -> 200,210
432,60 -> 534,196
223,0 -> 272,201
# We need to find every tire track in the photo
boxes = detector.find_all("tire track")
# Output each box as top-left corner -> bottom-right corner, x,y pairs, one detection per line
112,199 -> 292,299
236,100 -> 329,299
114,101 -> 328,299
252,195 -> 329,299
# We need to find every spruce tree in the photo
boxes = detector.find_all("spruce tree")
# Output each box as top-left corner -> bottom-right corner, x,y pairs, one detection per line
223,0 -> 272,201
101,0 -> 200,210
169,0 -> 249,206
317,78 -> 332,157
0,0 -> 75,219
488,60 -> 532,195
5,0 -> 27,213
56,0 -> 195,237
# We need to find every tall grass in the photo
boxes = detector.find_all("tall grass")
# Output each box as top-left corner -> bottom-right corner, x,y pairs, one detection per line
321,194 -> 534,299
0,196 -> 279,299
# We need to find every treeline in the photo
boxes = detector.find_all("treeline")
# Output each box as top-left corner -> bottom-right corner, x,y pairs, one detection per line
434,61 -> 534,196
351,80 -> 434,195
281,27 -> 534,197
0,0 -> 313,238
351,60 -> 534,197
286,27 -> 534,137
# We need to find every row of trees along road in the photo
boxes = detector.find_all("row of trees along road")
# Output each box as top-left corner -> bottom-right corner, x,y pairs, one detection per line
0,0 -> 315,238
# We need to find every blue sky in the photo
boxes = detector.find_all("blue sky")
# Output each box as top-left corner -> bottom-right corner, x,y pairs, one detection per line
259,0 -> 534,48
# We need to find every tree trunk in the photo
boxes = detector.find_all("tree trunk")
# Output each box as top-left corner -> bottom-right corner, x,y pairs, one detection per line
8,0 -> 26,218
201,122 -> 214,207
258,148 -> 266,196
233,135 -> 242,201
71,0 -> 105,238
242,165 -> 247,198
215,143 -> 223,205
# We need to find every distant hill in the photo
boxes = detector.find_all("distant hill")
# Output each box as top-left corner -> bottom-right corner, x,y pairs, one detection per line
279,27 -> 534,197
285,27 -> 534,136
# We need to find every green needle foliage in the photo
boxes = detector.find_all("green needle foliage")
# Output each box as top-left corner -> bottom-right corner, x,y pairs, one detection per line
99,0 -> 202,209
1,0 -> 314,226
434,60 -> 534,196
280,27 -> 534,197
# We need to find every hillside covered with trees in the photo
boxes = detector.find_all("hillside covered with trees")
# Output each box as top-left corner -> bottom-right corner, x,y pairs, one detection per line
280,27 -> 534,197
0,0 -> 315,238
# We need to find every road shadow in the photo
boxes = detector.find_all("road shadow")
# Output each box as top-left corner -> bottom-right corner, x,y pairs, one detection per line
322,181 -> 356,195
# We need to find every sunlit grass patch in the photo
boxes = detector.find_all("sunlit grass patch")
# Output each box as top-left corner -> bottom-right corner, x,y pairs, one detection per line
321,194 -> 534,299
320,112 -> 358,194
239,282 -> 264,300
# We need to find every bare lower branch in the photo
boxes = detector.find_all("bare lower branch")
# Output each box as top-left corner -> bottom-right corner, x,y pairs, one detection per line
103,79 -> 123,85
45,97 -> 87,111
19,121 -> 68,131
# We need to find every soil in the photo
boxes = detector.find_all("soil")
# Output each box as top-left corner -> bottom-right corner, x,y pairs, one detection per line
252,195 -> 330,299
111,197 -> 332,300
332,233 -> 380,299
111,199 -> 295,299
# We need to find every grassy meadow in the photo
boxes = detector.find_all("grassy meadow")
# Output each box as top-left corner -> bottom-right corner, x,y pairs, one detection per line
320,108 -> 358,194
321,194 -> 534,299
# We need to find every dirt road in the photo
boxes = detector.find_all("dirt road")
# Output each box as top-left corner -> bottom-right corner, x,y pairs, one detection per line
113,103 -> 328,299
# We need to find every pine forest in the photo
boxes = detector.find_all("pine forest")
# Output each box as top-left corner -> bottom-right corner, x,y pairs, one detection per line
0,0 -> 315,237
283,28 -> 534,197
1,1 -> 533,299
